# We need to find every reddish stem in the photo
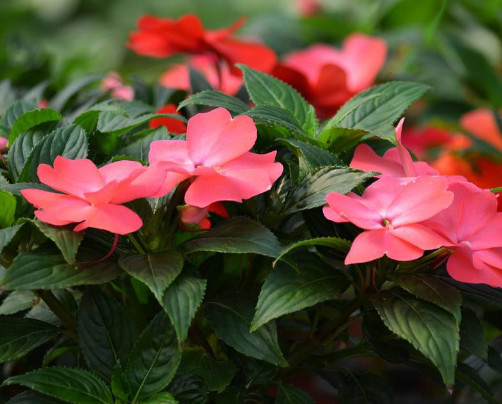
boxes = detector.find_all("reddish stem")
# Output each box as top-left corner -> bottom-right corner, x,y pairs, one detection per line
78,233 -> 119,269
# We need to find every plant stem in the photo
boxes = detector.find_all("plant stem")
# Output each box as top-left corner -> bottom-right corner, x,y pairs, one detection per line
127,233 -> 146,255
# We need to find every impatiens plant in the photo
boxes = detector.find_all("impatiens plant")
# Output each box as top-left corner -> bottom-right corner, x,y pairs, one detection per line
2,7 -> 502,404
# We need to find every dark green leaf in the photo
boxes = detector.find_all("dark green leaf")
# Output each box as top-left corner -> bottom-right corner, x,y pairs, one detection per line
181,217 -> 282,258
142,392 -> 178,404
0,190 -> 16,227
3,367 -> 113,404
119,251 -> 183,302
0,290 -> 34,315
239,65 -> 318,136
0,224 -> 23,253
31,220 -> 84,264
206,295 -> 287,367
189,66 -> 213,93
78,288 -> 139,381
273,237 -> 350,267
324,370 -> 394,404
276,383 -> 314,404
459,307 -> 487,359
178,347 -> 235,392
244,106 -> 307,137
456,363 -> 497,404
0,182 -> 52,195
325,82 -> 430,141
7,131 -> 44,181
389,273 -> 461,322
169,374 -> 207,404
372,291 -> 459,387
126,311 -> 182,401
3,100 -> 36,129
0,317 -> 59,363
97,111 -> 185,134
318,127 -> 371,153
30,125 -> 88,182
278,139 -> 339,174
252,259 -> 343,330
49,75 -> 102,111
161,274 -> 206,342
73,102 -> 125,133
282,166 -> 373,214
9,108 -> 62,143
118,127 -> 169,161
6,391 -> 65,404
1,250 -> 121,290
178,90 -> 248,114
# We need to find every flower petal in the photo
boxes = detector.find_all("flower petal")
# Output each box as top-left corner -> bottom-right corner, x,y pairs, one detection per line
324,192 -> 383,229
74,204 -> 143,235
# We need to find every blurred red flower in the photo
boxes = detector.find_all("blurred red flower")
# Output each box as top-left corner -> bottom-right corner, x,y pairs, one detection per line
149,104 -> 187,134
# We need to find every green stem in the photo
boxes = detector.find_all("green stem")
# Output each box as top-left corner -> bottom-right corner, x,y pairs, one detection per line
127,233 -> 146,255
35,290 -> 78,342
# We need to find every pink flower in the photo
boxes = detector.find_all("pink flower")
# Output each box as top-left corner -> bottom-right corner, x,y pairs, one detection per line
180,202 -> 229,230
273,33 -> 387,117
149,104 -> 187,134
0,136 -> 8,153
295,0 -> 323,17
149,107 -> 283,207
424,182 -> 502,287
350,118 -> 439,178
160,55 -> 243,95
21,157 -> 164,234
323,176 -> 453,264
101,72 -> 134,101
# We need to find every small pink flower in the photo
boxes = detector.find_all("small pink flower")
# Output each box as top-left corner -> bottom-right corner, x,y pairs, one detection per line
149,107 -> 283,207
21,157 -> 164,234
350,118 -> 439,178
180,202 -> 229,230
0,136 -> 8,153
273,34 -> 387,117
323,176 -> 453,264
295,0 -> 323,17
160,55 -> 243,95
101,72 -> 134,101
424,182 -> 502,287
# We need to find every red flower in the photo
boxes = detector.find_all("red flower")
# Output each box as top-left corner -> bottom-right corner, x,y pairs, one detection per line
149,104 -> 187,134
273,33 -> 386,117
127,14 -> 277,75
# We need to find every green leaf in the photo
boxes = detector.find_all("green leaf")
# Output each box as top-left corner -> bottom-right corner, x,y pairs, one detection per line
372,291 -> 459,387
0,182 -> 52,195
0,190 -> 16,228
325,81 -> 430,141
278,139 -> 340,174
169,374 -> 206,403
1,249 -> 121,290
276,383 -> 314,404
118,127 -> 169,161
459,307 -> 487,359
0,224 -> 23,253
6,391 -> 65,404
126,311 -> 182,401
324,370 -> 394,404
119,251 -> 183,302
142,392 -> 178,404
178,90 -> 249,114
78,288 -> 139,381
9,108 -> 62,143
252,258 -> 343,330
273,237 -> 350,267
161,274 -> 207,342
181,217 -> 282,258
97,111 -> 185,134
30,125 -> 88,182
244,106 -> 307,137
0,290 -> 34,315
206,295 -> 287,367
3,367 -> 113,404
282,166 -> 373,214
31,220 -> 84,264
49,75 -> 102,111
389,273 -> 461,323
318,127 -> 371,153
189,66 -> 213,93
2,100 -> 36,129
239,65 -> 318,136
178,347 -> 235,392
0,317 -> 59,363
7,131 -> 44,181
73,102 -> 125,133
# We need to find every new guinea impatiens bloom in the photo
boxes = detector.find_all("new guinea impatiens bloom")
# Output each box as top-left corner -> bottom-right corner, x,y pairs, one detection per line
424,182 -> 502,287
149,107 -> 283,207
323,176 -> 453,264
21,157 -> 165,235
179,202 -> 229,230
127,14 -> 277,75
149,104 -> 187,134
273,33 -> 386,117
